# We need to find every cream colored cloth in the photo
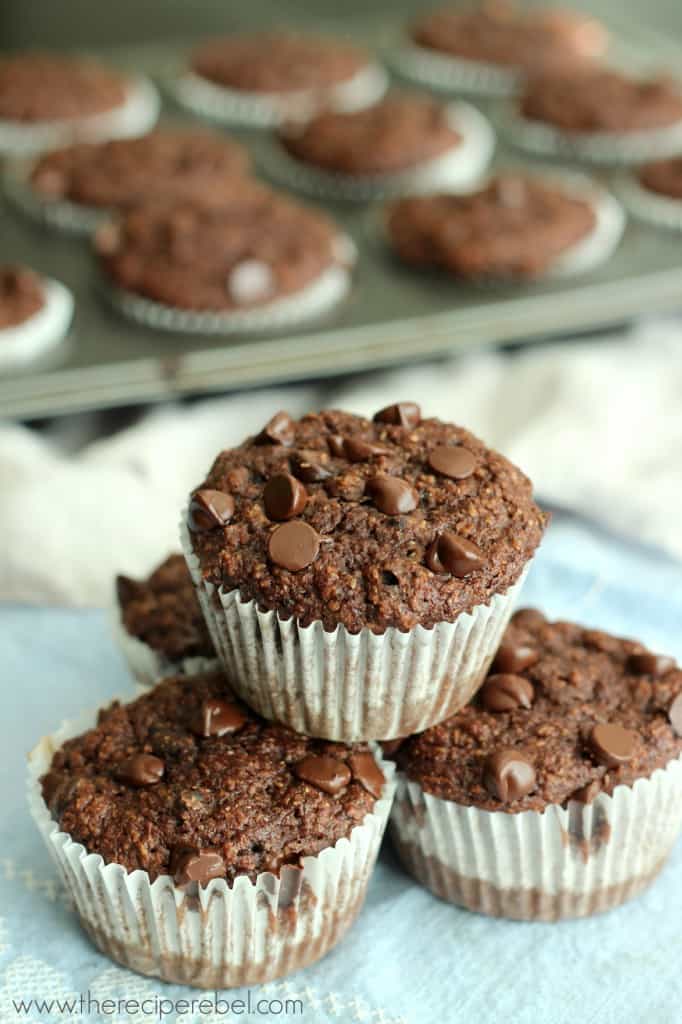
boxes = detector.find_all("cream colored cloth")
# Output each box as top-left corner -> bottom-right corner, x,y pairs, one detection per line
1,318 -> 680,606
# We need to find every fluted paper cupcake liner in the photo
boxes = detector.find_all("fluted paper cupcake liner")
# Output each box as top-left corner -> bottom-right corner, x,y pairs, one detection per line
169,63 -> 389,128
261,102 -> 495,202
0,279 -> 74,371
182,515 -> 529,742
110,602 -> 219,690
614,171 -> 682,231
0,77 -> 160,158
498,100 -> 682,166
389,43 -> 519,98
100,238 -> 355,335
390,757 -> 682,921
27,706 -> 396,988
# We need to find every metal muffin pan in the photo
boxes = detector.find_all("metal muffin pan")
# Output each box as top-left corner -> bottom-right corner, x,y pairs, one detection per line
2,1 -> 682,420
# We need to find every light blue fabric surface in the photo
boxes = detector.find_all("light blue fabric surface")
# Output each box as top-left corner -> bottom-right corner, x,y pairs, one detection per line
2,514 -> 681,1024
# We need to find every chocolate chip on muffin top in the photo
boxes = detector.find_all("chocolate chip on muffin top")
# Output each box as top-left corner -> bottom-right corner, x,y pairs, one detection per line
188,407 -> 547,633
117,554 -> 215,663
0,52 -> 127,123
281,94 -> 461,176
0,265 -> 45,329
397,610 -> 682,812
41,671 -> 384,885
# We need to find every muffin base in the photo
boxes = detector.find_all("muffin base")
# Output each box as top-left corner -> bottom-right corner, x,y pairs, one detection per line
615,171 -> 682,231
390,42 -> 519,98
0,279 -> 73,370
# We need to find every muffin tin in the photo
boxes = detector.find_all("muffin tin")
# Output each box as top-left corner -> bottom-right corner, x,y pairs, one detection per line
3,2 -> 682,419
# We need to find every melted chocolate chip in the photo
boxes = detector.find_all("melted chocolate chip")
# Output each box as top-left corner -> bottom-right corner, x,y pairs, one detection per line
428,445 -> 476,480
290,450 -> 332,483
116,753 -> 165,787
373,402 -> 421,428
293,754 -> 351,795
192,698 -> 247,738
628,651 -> 675,677
511,607 -> 546,629
256,410 -> 294,446
380,738 -> 405,758
492,642 -> 539,674
115,574 -> 144,606
669,694 -> 682,738
480,673 -> 535,712
366,475 -> 418,516
188,489 -> 235,532
344,437 -> 390,463
263,473 -> 308,521
349,751 -> 385,799
327,434 -> 347,457
425,532 -> 483,578
483,748 -> 536,803
268,520 -> 320,571
570,780 -> 601,804
588,723 -> 637,767
172,846 -> 226,887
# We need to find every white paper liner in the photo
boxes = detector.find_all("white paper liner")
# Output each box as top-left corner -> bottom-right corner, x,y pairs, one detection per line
498,98 -> 682,166
110,601 -> 219,689
390,757 -> 682,921
390,42 -> 519,98
27,703 -> 396,988
0,76 -> 160,158
181,515 -> 529,742
262,102 -> 495,202
0,279 -> 73,371
614,171 -> 682,232
169,63 -> 389,128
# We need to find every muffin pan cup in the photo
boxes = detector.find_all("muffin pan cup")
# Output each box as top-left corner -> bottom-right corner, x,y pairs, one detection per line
0,278 -> 74,371
169,63 -> 389,129
390,756 -> 682,921
0,76 -> 161,158
389,42 -> 519,98
614,171 -> 682,231
261,101 -> 495,202
27,706 -> 396,989
182,515 -> 529,743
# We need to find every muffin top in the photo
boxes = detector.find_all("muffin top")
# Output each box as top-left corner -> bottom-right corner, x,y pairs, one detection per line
0,52 -> 127,123
411,2 -> 607,72
41,671 -> 385,885
117,554 -> 215,663
387,174 -> 597,280
521,69 -> 682,135
0,265 -> 45,329
281,94 -> 460,175
396,609 -> 682,813
96,188 -> 346,312
190,32 -> 369,94
30,128 -> 250,211
638,157 -> 682,201
188,407 -> 547,634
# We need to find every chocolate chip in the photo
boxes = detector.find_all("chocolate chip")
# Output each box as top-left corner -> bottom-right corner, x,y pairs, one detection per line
293,755 -> 351,795
191,698 -> 247,738
373,402 -> 421,428
115,574 -> 144,606
571,780 -> 601,804
669,694 -> 682,737
268,520 -> 320,571
327,434 -> 347,457
263,473 -> 308,521
256,411 -> 294,446
428,445 -> 476,480
480,674 -> 535,712
588,723 -> 637,767
116,754 -> 165,787
492,642 -> 539,674
628,651 -> 675,677
511,607 -> 546,629
188,489 -> 235,532
483,749 -> 536,803
349,751 -> 385,799
290,450 -> 332,483
343,437 -> 390,462
380,738 -> 404,758
425,532 -> 483,578
366,475 -> 418,516
172,847 -> 225,887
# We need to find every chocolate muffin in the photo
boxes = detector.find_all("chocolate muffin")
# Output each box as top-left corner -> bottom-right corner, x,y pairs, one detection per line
386,174 -> 601,280
0,265 -> 44,329
391,609 -> 682,920
30,128 -> 250,214
32,671 -> 393,986
0,264 -> 74,370
182,406 -> 546,740
115,554 -> 217,686
638,157 -> 682,200
0,52 -> 127,123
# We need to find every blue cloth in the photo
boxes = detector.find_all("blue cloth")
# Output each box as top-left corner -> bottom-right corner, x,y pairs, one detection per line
2,514 -> 681,1024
